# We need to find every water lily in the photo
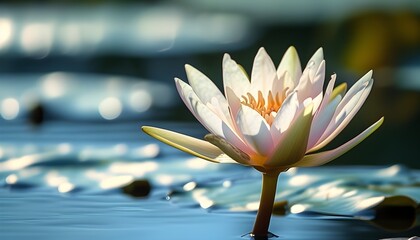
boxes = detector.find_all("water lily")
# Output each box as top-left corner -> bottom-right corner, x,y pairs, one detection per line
142,46 -> 383,238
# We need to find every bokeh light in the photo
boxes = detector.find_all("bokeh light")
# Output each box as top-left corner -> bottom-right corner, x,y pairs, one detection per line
98,97 -> 122,120
1,98 -> 20,120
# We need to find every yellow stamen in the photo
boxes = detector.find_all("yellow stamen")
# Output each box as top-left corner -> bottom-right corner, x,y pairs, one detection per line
241,91 -> 283,125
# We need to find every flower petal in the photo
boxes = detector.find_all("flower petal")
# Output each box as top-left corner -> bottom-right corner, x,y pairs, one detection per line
223,54 -> 250,98
142,126 -> 236,164
307,47 -> 324,79
315,74 -> 337,115
293,117 -> 384,167
175,78 -> 224,137
266,103 -> 314,168
307,95 -> 341,151
225,87 -> 242,120
250,47 -> 277,96
276,46 -> 302,94
270,91 -> 299,141
223,88 -> 258,156
221,121 -> 256,156
185,64 -> 225,105
313,71 -> 373,151
185,64 -> 231,122
176,79 -> 247,152
236,105 -> 274,156
177,79 -> 252,156
175,78 -> 196,114
204,134 -> 250,165
335,71 -> 372,114
296,57 -> 325,110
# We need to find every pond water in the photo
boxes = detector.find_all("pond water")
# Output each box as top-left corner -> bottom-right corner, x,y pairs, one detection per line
0,121 -> 419,240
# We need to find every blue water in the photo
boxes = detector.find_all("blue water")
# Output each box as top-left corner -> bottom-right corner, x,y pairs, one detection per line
0,121 -> 419,240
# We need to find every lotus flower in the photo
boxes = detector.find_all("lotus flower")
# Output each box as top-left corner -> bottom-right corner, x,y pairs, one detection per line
142,46 -> 383,237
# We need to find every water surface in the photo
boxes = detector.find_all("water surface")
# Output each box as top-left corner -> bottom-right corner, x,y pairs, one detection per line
1,122 -> 419,240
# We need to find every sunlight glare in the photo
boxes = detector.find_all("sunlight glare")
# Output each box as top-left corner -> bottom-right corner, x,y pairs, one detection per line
192,189 -> 214,209
290,204 -> 308,214
100,175 -> 134,190
132,144 -> 159,158
20,23 -> 53,58
5,174 -> 18,184
183,181 -> 197,191
98,97 -> 122,120
0,155 -> 38,172
58,182 -> 75,193
109,161 -> 158,176
288,175 -> 311,187
1,98 -> 20,120
41,72 -> 69,98
0,18 -> 13,50
129,89 -> 153,113
186,157 -> 210,169
355,196 -> 384,210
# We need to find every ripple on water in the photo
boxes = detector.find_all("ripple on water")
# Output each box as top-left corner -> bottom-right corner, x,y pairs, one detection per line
0,123 -> 419,239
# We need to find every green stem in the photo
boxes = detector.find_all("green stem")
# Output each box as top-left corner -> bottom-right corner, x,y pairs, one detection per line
251,170 -> 281,238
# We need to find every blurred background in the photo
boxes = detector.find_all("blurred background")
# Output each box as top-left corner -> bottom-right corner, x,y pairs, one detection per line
0,0 -> 419,168
1,2 -> 420,239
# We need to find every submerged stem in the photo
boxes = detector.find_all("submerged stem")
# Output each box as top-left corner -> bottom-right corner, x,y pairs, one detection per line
251,170 -> 281,238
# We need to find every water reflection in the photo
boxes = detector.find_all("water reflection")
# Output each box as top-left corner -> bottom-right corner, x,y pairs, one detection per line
57,182 -> 75,193
290,204 -> 309,214
41,72 -> 70,99
0,18 -> 13,50
108,161 -> 159,176
98,97 -> 123,120
0,120 -> 418,238
183,181 -> 197,191
5,173 -> 18,184
99,175 -> 134,190
0,5 -> 254,57
20,23 -> 53,59
1,98 -> 20,120
129,89 -> 152,113
0,72 -> 176,121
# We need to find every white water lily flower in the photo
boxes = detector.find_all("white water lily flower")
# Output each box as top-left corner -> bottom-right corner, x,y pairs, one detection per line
142,46 -> 383,237
143,46 -> 384,173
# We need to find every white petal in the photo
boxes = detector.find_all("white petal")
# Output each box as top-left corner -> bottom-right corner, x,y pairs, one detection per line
222,121 -> 256,156
237,105 -> 274,156
307,48 -> 324,80
297,59 -> 325,108
223,54 -> 250,98
205,134 -> 250,165
307,95 -> 341,151
206,97 -> 233,126
223,88 -> 257,156
185,64 -> 231,122
250,47 -> 277,96
316,74 -> 337,115
175,78 -> 200,117
334,71 -> 372,116
225,87 -> 242,120
177,79 -> 251,156
142,126 -> 236,164
293,117 -> 384,167
266,103 -> 314,167
270,92 -> 299,141
313,72 -> 373,151
175,78 -> 224,137
276,46 -> 302,94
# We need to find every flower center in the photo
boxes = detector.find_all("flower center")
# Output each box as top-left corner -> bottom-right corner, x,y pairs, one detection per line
241,90 -> 283,125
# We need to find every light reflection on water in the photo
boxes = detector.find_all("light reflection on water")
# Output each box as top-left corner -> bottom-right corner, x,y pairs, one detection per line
0,122 -> 419,239
0,72 -> 176,122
